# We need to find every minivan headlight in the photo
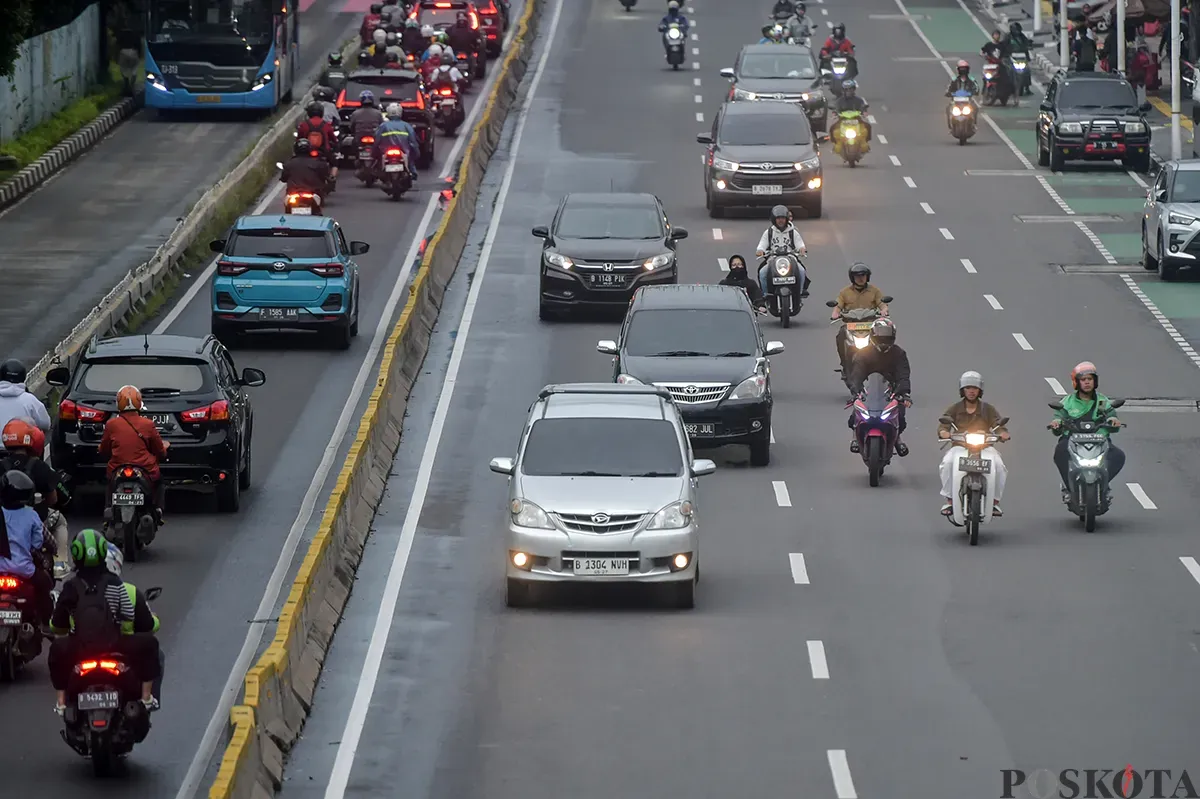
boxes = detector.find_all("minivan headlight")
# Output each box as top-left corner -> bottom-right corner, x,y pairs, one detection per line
1058,122 -> 1083,134
1124,121 -> 1146,133
732,88 -> 758,100
730,374 -> 766,400
712,156 -> 740,171
616,374 -> 643,384
648,500 -> 694,530
510,499 -> 553,529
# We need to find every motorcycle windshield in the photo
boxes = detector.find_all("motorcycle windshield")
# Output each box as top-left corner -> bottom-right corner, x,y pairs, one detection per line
953,90 -> 973,99
839,110 -> 861,120
862,373 -> 891,414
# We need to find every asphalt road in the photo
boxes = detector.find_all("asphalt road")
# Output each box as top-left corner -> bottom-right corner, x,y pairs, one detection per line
0,0 -> 354,369
0,9 -> 521,796
277,0 -> 1200,797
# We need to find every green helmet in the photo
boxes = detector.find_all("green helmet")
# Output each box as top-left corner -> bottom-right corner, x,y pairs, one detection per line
70,528 -> 109,569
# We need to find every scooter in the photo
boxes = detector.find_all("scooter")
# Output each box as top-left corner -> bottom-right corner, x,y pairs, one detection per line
662,23 -> 686,69
831,109 -> 869,166
847,372 -> 902,487
949,89 -> 977,145
431,81 -> 465,134
821,55 -> 854,97
826,301 -> 892,377
0,568 -> 46,681
981,61 -> 1014,106
1048,399 -> 1125,532
938,416 -> 1009,545
761,246 -> 806,327
1010,51 -> 1031,94
380,146 -> 414,200
103,464 -> 160,562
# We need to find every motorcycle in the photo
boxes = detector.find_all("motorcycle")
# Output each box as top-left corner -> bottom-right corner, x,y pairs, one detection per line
1010,51 -> 1030,94
1048,399 -> 1125,532
832,109 -> 869,166
380,146 -> 414,200
59,586 -> 162,776
761,246 -> 806,327
456,52 -> 478,88
663,23 -> 686,69
826,301 -> 892,376
937,416 -> 1009,545
0,571 -> 45,681
949,89 -> 977,145
102,465 -> 159,562
981,61 -> 1013,106
847,372 -> 902,487
355,134 -> 378,186
431,82 -> 465,134
822,55 -> 854,97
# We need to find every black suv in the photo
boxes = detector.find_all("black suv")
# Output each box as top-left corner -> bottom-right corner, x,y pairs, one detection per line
46,334 -> 266,512
534,192 -> 688,319
721,43 -> 828,132
1036,71 -> 1153,173
595,285 -> 785,466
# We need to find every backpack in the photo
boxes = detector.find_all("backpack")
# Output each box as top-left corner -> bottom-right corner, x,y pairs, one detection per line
300,118 -> 326,150
71,575 -> 122,651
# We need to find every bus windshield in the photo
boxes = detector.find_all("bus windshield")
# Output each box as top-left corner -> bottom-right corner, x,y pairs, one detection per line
147,0 -> 274,65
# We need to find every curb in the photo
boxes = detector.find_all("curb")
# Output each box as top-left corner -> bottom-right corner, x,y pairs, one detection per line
0,93 -> 143,213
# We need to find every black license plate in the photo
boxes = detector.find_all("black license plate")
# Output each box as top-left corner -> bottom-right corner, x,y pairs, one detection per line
149,413 -> 173,429
685,423 -> 716,437
958,457 -> 991,474
587,273 -> 628,287
77,691 -> 120,711
257,307 -> 301,321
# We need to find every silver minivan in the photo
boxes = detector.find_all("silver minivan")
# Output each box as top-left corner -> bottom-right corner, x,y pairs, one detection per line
488,383 -> 716,609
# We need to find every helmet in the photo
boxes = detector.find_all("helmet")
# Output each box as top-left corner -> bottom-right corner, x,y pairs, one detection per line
370,2 -> 383,13
1,418 -> 36,451
421,24 -> 435,37
359,89 -> 376,106
0,469 -> 35,510
294,138 -> 313,156
327,51 -> 343,67
455,10 -> 468,24
0,358 -> 26,384
427,43 -> 443,58
12,417 -> 45,457
386,50 -> 401,63
668,0 -> 680,8
386,32 -> 399,45
832,22 -> 845,37
116,384 -> 144,412
373,26 -> 388,44
795,1 -> 806,12
959,370 -> 983,396
1009,20 -> 1023,33
1070,360 -> 1098,389
770,204 -> 790,227
848,261 -> 871,282
406,17 -> 419,28
386,102 -> 403,118
69,529 -> 109,570
105,541 -> 125,578
433,30 -> 448,43
870,318 -> 896,350
956,58 -> 970,74
314,85 -> 335,102
842,78 -> 857,92
305,101 -> 324,118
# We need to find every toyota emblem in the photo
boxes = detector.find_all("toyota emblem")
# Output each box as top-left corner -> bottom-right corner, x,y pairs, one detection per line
272,261 -> 287,272
603,262 -> 614,272
774,93 -> 785,99
683,385 -> 700,395
761,162 -> 774,170
591,513 -> 611,524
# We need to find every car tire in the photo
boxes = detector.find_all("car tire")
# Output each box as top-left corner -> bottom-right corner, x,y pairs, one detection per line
505,578 -> 533,608
538,299 -> 553,320
805,193 -> 823,219
1049,135 -> 1065,172
330,318 -> 353,350
669,577 -> 696,609
217,467 -> 241,513
1142,223 -> 1158,270
749,434 -> 771,467
350,287 -> 360,337
1037,134 -> 1050,167
238,431 -> 252,491
706,190 -> 725,219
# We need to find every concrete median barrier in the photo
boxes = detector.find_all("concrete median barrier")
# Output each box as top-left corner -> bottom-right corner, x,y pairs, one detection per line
204,0 -> 545,796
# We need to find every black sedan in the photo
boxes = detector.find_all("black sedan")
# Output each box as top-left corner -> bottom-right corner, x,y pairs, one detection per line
721,43 -> 828,132
336,68 -> 436,167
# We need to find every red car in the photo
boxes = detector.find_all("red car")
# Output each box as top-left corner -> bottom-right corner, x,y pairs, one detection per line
474,0 -> 510,57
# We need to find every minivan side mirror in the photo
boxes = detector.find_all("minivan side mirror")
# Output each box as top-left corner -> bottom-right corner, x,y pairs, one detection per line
1139,101 -> 1152,113
349,241 -> 370,255
691,458 -> 717,476
881,295 -> 894,303
531,225 -> 549,238
596,340 -> 618,355
239,367 -> 267,387
209,239 -> 226,253
46,367 -> 71,387
719,67 -> 735,79
144,587 -> 163,601
825,300 -> 838,308
489,457 -> 514,475
669,227 -> 689,240
764,341 -> 785,356
696,133 -> 713,144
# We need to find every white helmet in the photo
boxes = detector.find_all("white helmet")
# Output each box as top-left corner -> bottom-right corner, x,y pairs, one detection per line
421,24 -> 435,37
386,102 -> 403,118
105,542 -> 125,578
427,42 -> 443,58
959,370 -> 983,395
373,26 -> 387,45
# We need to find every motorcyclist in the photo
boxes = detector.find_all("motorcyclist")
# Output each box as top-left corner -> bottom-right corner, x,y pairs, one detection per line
447,11 -> 479,68
375,102 -> 420,180
296,100 -> 339,187
1049,361 -> 1125,504
98,386 -> 169,526
944,59 -> 980,127
0,470 -> 54,632
281,139 -> 333,201
313,85 -> 341,125
830,79 -> 872,142
787,3 -> 814,42
659,1 -> 690,35
384,31 -> 407,62
370,25 -> 388,56
48,530 -> 160,715
360,2 -> 384,44
820,23 -> 856,72
980,28 -> 1016,101
937,371 -> 1009,517
759,22 -> 787,44
380,0 -> 404,27
1,418 -> 70,577
1005,22 -> 1033,94
104,544 -> 164,705
433,59 -> 466,91
431,29 -> 456,59
384,49 -> 406,69
349,90 -> 386,140
319,51 -> 348,93
846,318 -> 911,456
0,359 -> 52,435
755,205 -> 809,298
830,262 -> 888,366
402,18 -> 427,55
718,254 -> 766,309
771,0 -> 796,18
424,37 -> 456,63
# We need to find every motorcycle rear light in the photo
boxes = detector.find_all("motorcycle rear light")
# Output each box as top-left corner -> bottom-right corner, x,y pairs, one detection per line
181,400 -> 229,422
361,136 -> 375,144
438,88 -> 454,95
217,261 -> 250,276
59,400 -> 107,422
121,467 -> 137,478
0,576 -> 20,590
385,148 -> 403,156
76,659 -> 127,676
287,192 -> 315,204
311,262 -> 345,277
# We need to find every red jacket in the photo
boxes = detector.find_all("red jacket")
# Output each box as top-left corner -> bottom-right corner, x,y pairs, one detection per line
297,116 -> 336,154
821,38 -> 854,57
99,413 -> 167,480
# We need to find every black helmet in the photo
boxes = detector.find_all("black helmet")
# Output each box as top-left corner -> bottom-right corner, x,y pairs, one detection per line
313,85 -> 335,102
294,139 -> 313,156
386,50 -> 401,63
870,318 -> 896,350
305,101 -> 324,118
0,469 -> 35,510
1009,20 -> 1022,33
328,51 -> 343,67
832,22 -> 845,37
848,261 -> 871,282
386,32 -> 399,44
370,3 -> 383,13
0,359 -> 26,384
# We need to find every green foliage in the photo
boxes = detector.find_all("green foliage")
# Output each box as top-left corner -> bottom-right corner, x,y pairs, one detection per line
0,0 -> 34,79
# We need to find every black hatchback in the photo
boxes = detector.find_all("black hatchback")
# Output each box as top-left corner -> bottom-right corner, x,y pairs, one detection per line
46,334 -> 266,513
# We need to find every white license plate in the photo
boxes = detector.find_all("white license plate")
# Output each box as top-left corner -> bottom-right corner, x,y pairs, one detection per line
384,163 -> 405,172
77,691 -> 120,711
588,273 -> 627,287
773,275 -> 797,284
573,558 -> 630,576
0,609 -> 21,626
359,149 -> 372,158
684,422 -> 716,437
752,184 -> 783,195
150,413 -> 173,429
259,307 -> 300,320
440,98 -> 457,105
291,206 -> 313,215
112,492 -> 144,506
959,457 -> 991,474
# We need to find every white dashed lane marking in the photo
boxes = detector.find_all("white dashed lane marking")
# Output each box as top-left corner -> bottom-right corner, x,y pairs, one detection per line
903,176 -> 916,188
807,641 -> 830,679
1012,333 -> 1033,350
1044,376 -> 1066,394
695,111 -> 704,122
877,133 -> 888,144
920,202 -> 934,214
712,227 -> 723,240
960,258 -> 976,273
1127,483 -> 1157,510
773,480 -> 792,507
694,94 -> 703,103
939,227 -> 954,240
1182,557 -> 1200,585
866,114 -> 877,124
692,47 -> 699,55
984,294 -> 1002,310
828,750 -> 859,798
693,77 -> 701,86
789,553 -> 809,584
889,154 -> 901,166
718,257 -> 729,272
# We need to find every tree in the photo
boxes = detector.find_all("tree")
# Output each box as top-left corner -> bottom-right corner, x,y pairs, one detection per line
0,0 -> 34,79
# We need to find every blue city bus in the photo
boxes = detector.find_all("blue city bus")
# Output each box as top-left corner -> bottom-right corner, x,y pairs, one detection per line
143,0 -> 299,112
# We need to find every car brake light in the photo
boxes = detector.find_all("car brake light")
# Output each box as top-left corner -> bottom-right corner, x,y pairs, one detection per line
59,400 -> 107,422
0,576 -> 20,590
310,263 -> 345,277
181,400 -> 229,422
217,261 -> 250,276
434,1 -> 451,6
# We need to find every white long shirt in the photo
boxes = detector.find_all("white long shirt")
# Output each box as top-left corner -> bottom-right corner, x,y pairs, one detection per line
756,224 -> 807,255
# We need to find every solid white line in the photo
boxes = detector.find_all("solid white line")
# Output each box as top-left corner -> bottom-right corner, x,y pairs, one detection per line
694,94 -> 703,103
693,76 -> 701,86
1181,556 -> 1200,585
788,552 -> 809,584
695,112 -> 704,122
712,227 -> 723,240
1126,482 -> 1157,510
903,176 -> 916,188
773,480 -> 792,507
807,640 -> 830,679
1012,333 -> 1033,350
1044,376 -> 1066,394
828,750 -> 859,798
920,201 -> 934,215
889,154 -> 901,166
877,133 -> 888,144
321,0 -> 565,793
939,227 -> 954,240
960,258 -> 976,273
717,257 -> 729,272
1127,170 -> 1150,189
984,293 -> 1002,310
1119,275 -> 1200,370
172,25 -> 512,799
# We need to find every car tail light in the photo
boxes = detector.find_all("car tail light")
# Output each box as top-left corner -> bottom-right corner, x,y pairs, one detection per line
438,87 -> 454,96
75,659 -> 127,676
59,399 -> 107,422
0,576 -> 20,590
385,148 -> 403,156
434,1 -> 452,6
217,261 -> 250,276
181,400 -> 230,423
310,263 -> 345,277
469,11 -> 479,28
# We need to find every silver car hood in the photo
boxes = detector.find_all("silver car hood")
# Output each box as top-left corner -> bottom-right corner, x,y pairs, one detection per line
1166,200 -> 1200,218
515,475 -> 685,515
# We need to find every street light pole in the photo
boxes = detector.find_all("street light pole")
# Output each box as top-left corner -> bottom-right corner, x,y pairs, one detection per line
1060,0 -> 1070,68
1034,0 -> 1042,34
1172,0 -> 1182,159
1117,0 -> 1126,72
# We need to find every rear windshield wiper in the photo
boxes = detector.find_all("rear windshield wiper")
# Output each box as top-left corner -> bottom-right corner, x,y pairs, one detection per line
713,350 -> 754,357
139,387 -> 181,395
253,252 -> 293,260
651,350 -> 709,357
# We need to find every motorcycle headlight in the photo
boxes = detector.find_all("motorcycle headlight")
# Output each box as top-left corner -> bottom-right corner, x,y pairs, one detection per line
952,106 -> 963,117
648,500 -> 694,530
667,28 -> 682,39
1124,121 -> 1146,133
250,72 -> 274,91
643,253 -> 673,270
853,335 -> 870,349
1075,455 -> 1104,468
964,432 -> 986,447
733,88 -> 759,101
794,156 -> 820,170
510,499 -> 553,529
773,257 -> 792,275
545,251 -> 573,269
961,103 -> 972,115
730,374 -> 766,400
844,127 -> 857,139
616,374 -> 643,384
856,407 -> 871,420
1169,212 -> 1197,226
880,407 -> 895,420
1058,122 -> 1083,134
712,156 -> 740,171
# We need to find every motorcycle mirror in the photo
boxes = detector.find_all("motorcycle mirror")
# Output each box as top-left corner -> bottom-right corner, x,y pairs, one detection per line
996,416 -> 1010,427
145,587 -> 163,601
275,161 -> 284,170
881,295 -> 894,303
1047,401 -> 1063,410
208,239 -> 226,253
825,300 -> 838,308
938,415 -> 954,425
1109,398 -> 1125,409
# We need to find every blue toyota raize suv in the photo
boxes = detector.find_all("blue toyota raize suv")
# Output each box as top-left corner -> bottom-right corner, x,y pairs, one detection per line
209,214 -> 369,349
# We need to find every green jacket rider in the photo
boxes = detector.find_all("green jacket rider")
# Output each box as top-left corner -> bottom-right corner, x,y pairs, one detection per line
1049,361 -> 1126,499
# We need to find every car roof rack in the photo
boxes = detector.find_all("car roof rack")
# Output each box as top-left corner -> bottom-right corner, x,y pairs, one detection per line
537,383 -> 673,401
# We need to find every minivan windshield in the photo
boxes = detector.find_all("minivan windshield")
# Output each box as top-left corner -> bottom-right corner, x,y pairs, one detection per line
739,52 -> 817,79
521,418 -> 684,477
719,114 -> 812,146
624,308 -> 759,357
1058,79 -> 1137,109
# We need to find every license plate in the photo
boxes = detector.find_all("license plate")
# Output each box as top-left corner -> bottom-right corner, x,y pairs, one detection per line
77,691 -> 120,711
291,206 -> 313,215
150,413 -> 173,429
440,98 -> 457,105
196,95 -> 221,103
112,492 -> 144,506
1091,141 -> 1119,149
773,275 -> 797,284
384,163 -> 405,172
1071,432 -> 1106,443
0,609 -> 21,626
845,322 -> 875,331
573,558 -> 630,576
684,422 -> 716,437
359,148 -> 372,159
752,184 -> 784,196
588,273 -> 627,287
959,457 -> 991,474
258,307 -> 301,321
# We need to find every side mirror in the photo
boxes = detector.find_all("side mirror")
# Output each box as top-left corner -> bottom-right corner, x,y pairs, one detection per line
596,339 -> 618,355
691,458 -> 717,476
1048,401 -> 1063,410
670,227 -> 689,240
275,161 -> 284,170
208,239 -> 226,253
696,133 -> 713,144
764,341 -> 785,356
531,225 -> 549,238
938,415 -> 954,425
881,295 -> 894,303
1039,101 -> 1052,112
349,241 -> 370,255
815,132 -> 830,143
824,300 -> 838,308
239,367 -> 267,387
144,587 -> 163,601
1155,189 -> 1168,202
46,367 -> 71,387
996,416 -> 1010,427
719,67 -> 735,79
1110,398 -> 1126,409
1139,101 -> 1152,113
488,456 -> 514,475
